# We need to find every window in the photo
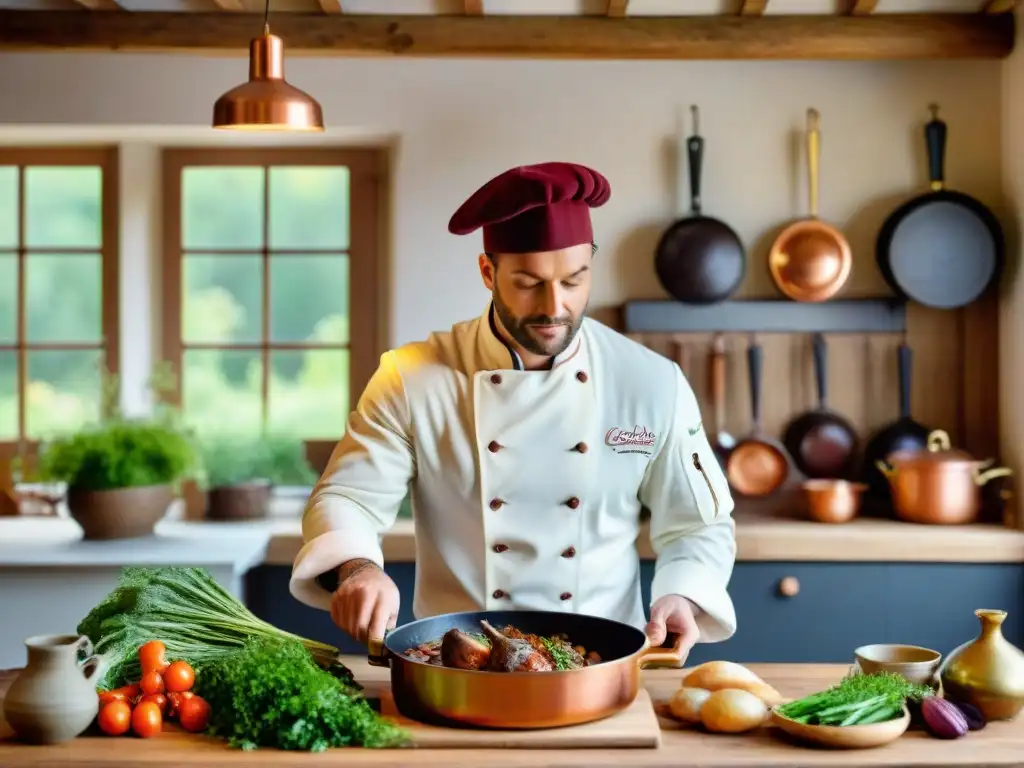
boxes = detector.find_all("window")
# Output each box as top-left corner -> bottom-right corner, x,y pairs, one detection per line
0,147 -> 120,461
161,148 -> 385,472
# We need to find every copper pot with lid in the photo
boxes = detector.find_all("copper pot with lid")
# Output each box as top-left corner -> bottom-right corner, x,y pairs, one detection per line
876,429 -> 1012,525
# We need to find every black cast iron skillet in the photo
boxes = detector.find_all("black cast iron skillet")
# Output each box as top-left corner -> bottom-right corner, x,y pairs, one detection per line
654,105 -> 746,304
875,104 -> 1004,309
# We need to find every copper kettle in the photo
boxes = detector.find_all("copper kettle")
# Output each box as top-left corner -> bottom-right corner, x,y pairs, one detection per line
876,429 -> 1011,525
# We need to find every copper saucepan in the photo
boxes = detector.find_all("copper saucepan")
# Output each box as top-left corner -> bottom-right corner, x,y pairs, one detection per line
769,108 -> 852,303
367,609 -> 686,729
726,335 -> 791,496
876,429 -> 1013,525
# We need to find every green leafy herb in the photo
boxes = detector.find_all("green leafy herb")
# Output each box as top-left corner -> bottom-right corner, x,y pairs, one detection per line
77,566 -> 355,692
777,672 -> 933,726
194,637 -> 408,752
541,637 -> 577,671
197,432 -> 317,488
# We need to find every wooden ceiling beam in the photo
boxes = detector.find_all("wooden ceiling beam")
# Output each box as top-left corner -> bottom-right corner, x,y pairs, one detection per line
983,0 -> 1018,12
72,0 -> 123,9
607,0 -> 629,17
739,0 -> 768,15
318,0 -> 343,12
848,0 -> 878,14
0,11 -> 1012,61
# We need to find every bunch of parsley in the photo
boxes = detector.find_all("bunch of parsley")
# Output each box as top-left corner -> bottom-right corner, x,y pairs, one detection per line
194,637 -> 409,752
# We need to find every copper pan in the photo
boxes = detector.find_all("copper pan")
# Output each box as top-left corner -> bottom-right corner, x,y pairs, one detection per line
726,335 -> 792,497
768,108 -> 852,303
367,609 -> 687,729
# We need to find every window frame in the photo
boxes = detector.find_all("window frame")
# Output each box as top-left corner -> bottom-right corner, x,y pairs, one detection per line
0,146 -> 121,465
160,147 -> 387,474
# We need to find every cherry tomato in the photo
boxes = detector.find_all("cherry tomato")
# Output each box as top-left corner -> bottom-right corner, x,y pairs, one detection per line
97,700 -> 132,736
163,661 -> 195,693
178,695 -> 211,733
98,683 -> 141,707
131,700 -> 163,739
139,693 -> 168,715
138,641 -> 168,674
139,670 -> 164,696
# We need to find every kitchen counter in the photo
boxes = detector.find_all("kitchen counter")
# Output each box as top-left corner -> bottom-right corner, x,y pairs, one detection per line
1,660 -> 1022,766
3,508 -> 1024,565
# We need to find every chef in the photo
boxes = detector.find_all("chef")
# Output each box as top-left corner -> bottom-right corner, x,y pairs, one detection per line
290,161 -> 738,661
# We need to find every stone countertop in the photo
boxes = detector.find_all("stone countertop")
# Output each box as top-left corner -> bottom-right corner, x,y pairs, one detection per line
2,499 -> 1024,566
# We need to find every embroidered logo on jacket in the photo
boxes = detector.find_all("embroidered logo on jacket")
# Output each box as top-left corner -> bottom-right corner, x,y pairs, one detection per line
688,421 -> 703,437
605,426 -> 656,456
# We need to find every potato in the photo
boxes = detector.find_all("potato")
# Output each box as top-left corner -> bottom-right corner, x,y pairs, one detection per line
668,687 -> 712,724
699,689 -> 768,734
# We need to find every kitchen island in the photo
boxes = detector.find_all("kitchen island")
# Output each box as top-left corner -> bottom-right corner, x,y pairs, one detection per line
1,660 -> 1022,767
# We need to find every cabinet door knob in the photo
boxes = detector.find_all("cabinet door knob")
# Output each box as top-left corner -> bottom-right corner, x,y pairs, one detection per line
778,576 -> 800,598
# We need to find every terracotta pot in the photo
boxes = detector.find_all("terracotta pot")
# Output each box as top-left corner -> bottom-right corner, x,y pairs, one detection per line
3,634 -> 106,744
876,429 -> 1012,524
940,609 -> 1024,721
206,480 -> 272,521
66,483 -> 174,540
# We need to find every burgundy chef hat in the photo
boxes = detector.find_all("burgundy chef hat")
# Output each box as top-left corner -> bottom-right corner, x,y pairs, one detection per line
448,161 -> 611,254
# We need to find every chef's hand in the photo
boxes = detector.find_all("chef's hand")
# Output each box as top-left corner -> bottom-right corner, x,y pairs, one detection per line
646,594 -> 700,659
330,558 -> 400,645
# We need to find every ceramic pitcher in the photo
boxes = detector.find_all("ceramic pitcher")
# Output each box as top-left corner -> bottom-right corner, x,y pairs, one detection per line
3,634 -> 106,744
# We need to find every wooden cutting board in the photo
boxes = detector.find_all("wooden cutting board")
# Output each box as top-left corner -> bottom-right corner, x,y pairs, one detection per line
377,689 -> 661,749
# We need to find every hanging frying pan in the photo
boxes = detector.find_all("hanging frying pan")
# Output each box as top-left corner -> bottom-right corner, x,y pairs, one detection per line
861,338 -> 932,499
782,333 -> 858,480
726,335 -> 791,497
768,108 -> 852,303
654,105 -> 746,304
876,104 -> 1004,309
708,334 -> 735,469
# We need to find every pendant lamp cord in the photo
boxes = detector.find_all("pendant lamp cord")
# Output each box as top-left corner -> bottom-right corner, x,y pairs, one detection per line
263,0 -> 270,35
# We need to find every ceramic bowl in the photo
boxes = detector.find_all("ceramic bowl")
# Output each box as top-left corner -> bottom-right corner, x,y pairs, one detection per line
853,643 -> 943,690
769,704 -> 910,749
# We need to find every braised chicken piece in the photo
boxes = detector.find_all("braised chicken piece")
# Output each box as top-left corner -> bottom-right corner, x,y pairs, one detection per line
480,620 -> 555,672
440,628 -> 491,670
401,623 -> 602,669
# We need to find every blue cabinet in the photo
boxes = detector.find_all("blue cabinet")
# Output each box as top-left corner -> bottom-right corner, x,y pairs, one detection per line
244,561 -> 1024,664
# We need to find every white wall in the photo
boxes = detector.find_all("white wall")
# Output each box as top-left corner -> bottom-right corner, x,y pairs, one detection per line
0,53 -> 1007,403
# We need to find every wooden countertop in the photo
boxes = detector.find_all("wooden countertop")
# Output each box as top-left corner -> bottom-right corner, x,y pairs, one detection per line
2,659 -> 1022,767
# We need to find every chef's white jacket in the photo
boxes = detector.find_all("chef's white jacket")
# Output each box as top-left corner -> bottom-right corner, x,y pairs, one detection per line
290,304 -> 737,642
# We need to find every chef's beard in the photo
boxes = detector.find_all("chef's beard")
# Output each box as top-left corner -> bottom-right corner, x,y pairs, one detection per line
491,287 -> 584,358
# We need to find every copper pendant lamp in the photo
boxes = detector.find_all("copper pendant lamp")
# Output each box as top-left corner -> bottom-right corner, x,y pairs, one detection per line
212,0 -> 324,132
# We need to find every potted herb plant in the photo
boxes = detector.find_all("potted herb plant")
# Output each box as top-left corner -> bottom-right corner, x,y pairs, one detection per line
198,433 -> 317,521
33,369 -> 199,540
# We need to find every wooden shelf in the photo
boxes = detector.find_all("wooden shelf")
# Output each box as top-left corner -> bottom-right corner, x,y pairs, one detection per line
623,298 -> 907,334
0,11 -> 1013,61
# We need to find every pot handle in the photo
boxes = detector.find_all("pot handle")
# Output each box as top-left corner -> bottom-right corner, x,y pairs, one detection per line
928,429 -> 951,452
637,632 -> 688,670
367,630 -> 393,668
75,635 -> 106,682
975,465 -> 1013,487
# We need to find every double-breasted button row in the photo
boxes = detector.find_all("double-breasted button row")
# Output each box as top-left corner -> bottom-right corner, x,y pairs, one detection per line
489,543 -> 573,557
491,590 -> 572,601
